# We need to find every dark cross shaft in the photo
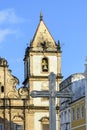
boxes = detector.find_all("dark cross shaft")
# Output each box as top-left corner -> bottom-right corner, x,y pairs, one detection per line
30,72 -> 72,130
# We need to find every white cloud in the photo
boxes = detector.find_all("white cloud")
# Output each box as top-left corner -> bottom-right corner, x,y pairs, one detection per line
0,8 -> 25,24
0,8 -> 28,44
0,28 -> 16,43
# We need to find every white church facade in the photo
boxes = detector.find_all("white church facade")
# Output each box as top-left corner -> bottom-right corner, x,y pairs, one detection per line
0,14 -> 63,130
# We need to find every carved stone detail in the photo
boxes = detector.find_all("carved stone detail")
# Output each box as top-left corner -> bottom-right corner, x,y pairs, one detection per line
18,87 -> 29,98
7,91 -> 19,98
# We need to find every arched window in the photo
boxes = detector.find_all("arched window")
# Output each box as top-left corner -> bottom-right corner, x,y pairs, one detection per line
42,57 -> 48,72
1,86 -> 4,93
81,105 -> 84,118
39,117 -> 49,130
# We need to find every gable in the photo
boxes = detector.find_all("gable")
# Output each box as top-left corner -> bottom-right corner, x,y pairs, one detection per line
31,19 -> 56,48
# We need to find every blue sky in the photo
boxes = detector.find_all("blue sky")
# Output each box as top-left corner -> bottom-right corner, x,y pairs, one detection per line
0,1 -> 87,88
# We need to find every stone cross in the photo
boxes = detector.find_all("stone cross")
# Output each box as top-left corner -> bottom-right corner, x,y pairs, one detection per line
30,72 -> 72,130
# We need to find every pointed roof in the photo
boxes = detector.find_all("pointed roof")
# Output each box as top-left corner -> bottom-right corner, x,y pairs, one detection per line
30,13 -> 56,48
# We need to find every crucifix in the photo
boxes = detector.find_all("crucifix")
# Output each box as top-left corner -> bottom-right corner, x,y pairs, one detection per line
30,72 -> 72,130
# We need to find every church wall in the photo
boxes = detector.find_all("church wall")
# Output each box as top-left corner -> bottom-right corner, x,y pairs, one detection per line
32,81 -> 49,106
0,66 -> 18,98
32,55 -> 58,76
57,53 -> 61,74
34,112 -> 49,130
0,68 -> 5,84
24,57 -> 30,80
27,112 -> 34,130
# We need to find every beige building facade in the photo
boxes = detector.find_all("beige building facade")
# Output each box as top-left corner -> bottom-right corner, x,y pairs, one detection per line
0,14 -> 62,130
71,97 -> 86,130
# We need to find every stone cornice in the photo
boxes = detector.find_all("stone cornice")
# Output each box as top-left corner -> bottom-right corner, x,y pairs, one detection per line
0,103 -> 59,110
23,74 -> 63,84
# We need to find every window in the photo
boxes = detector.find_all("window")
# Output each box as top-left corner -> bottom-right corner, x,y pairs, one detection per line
39,117 -> 49,130
76,107 -> 80,120
14,124 -> 24,130
81,105 -> 84,118
0,124 -> 4,130
42,124 -> 49,130
1,86 -> 4,93
72,108 -> 75,121
64,111 -> 67,121
42,58 -> 48,72
61,112 -> 63,122
68,109 -> 70,121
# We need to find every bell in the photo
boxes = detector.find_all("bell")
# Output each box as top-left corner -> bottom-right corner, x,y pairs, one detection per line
43,65 -> 48,70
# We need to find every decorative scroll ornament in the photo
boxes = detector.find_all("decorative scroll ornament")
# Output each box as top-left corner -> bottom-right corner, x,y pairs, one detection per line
7,91 -> 19,98
18,86 -> 29,98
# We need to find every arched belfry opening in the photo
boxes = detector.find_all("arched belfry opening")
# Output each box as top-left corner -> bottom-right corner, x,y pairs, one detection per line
42,57 -> 48,72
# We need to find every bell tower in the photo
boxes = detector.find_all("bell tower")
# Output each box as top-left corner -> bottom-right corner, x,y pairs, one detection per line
23,13 -> 62,130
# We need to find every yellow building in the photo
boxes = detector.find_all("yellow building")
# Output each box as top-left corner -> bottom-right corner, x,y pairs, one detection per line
71,97 -> 86,130
60,73 -> 85,130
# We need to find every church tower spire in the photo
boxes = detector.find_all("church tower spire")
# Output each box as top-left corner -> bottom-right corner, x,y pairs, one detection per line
23,14 -> 62,130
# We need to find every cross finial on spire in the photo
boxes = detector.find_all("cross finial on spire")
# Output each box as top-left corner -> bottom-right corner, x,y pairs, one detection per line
40,12 -> 43,21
